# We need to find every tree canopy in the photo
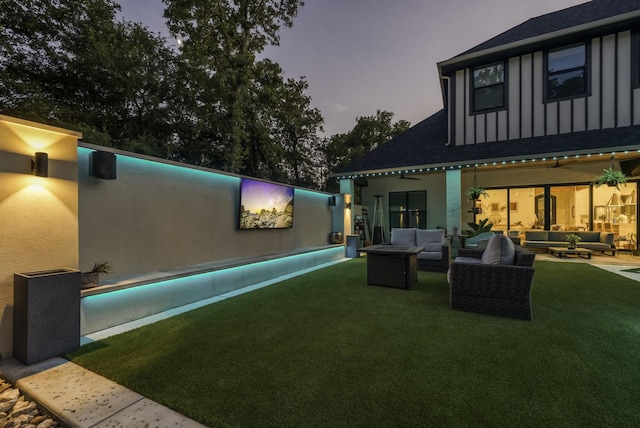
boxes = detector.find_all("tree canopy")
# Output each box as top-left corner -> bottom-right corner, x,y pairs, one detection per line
1,0 -> 409,190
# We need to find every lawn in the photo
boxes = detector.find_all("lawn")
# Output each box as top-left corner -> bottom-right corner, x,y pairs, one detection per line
68,258 -> 640,427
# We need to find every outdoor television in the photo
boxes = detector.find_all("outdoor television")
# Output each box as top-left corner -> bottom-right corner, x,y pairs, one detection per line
239,178 -> 294,229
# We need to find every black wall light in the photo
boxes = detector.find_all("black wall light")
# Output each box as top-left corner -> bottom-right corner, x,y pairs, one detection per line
31,152 -> 48,177
328,195 -> 336,206
89,150 -> 117,179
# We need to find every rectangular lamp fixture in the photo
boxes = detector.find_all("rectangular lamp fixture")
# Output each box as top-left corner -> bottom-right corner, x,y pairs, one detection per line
32,152 -> 48,177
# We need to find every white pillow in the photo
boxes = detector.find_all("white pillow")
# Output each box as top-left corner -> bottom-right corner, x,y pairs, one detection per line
480,235 -> 515,265
416,229 -> 445,252
391,228 -> 417,246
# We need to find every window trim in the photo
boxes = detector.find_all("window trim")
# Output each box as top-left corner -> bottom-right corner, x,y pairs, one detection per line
632,30 -> 640,89
388,190 -> 427,229
544,42 -> 590,102
471,61 -> 506,113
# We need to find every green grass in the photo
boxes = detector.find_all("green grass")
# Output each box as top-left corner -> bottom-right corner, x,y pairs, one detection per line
68,259 -> 640,427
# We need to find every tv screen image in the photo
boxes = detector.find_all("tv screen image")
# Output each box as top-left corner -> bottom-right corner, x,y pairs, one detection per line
239,178 -> 294,229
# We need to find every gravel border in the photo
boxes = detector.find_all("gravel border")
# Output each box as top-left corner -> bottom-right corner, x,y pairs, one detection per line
0,376 -> 59,428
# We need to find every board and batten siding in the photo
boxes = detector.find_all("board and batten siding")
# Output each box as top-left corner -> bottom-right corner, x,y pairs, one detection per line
452,30 -> 639,146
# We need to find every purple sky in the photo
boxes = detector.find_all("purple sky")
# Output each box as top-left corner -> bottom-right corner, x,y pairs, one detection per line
116,0 -> 587,136
241,179 -> 293,213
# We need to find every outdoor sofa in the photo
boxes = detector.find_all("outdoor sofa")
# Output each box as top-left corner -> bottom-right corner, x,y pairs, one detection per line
449,234 -> 536,320
390,228 -> 450,272
522,230 -> 616,255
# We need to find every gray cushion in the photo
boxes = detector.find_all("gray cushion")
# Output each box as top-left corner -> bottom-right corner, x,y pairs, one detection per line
391,228 -> 416,247
417,251 -> 442,260
453,257 -> 483,264
481,235 -> 515,265
525,231 -> 548,241
579,231 -> 600,242
416,229 -> 444,252
548,231 -> 569,242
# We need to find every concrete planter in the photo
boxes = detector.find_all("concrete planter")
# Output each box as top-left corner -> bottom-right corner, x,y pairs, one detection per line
81,272 -> 100,288
13,269 -> 81,365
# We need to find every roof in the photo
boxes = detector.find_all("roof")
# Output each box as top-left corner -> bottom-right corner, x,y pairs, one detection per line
459,0 -> 640,57
336,109 -> 640,176
438,0 -> 640,75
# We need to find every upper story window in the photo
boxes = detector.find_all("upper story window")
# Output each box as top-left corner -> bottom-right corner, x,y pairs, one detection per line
546,43 -> 587,100
633,31 -> 640,88
472,62 -> 505,112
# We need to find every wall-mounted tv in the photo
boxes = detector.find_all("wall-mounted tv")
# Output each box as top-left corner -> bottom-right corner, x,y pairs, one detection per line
239,178 -> 294,229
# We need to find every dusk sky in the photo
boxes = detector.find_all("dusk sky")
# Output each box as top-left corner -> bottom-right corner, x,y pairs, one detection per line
116,0 -> 587,136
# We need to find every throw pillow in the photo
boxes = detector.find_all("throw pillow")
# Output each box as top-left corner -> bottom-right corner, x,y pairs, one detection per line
416,229 -> 444,252
480,235 -> 515,265
391,228 -> 417,246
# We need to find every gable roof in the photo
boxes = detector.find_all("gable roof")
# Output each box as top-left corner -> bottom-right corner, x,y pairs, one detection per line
461,0 -> 640,57
439,0 -> 640,74
336,109 -> 640,176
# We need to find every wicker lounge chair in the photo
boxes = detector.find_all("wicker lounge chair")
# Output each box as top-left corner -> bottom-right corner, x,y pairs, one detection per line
449,242 -> 536,320
463,232 -> 495,249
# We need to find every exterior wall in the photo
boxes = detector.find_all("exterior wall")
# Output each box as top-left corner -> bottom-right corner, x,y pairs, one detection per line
0,115 -> 80,359
453,30 -> 640,145
359,174 -> 448,242
78,145 -> 334,280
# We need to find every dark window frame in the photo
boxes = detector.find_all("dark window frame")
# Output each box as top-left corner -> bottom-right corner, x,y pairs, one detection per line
471,61 -> 506,113
389,190 -> 427,229
633,30 -> 640,89
544,42 -> 590,101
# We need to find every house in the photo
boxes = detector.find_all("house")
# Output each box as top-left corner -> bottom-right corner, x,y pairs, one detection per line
335,0 -> 640,245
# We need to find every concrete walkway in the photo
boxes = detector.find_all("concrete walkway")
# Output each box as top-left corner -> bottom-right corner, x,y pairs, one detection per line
0,357 -> 206,427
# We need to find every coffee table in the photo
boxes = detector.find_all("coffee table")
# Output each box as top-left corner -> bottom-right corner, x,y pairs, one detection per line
359,245 -> 424,289
548,247 -> 593,259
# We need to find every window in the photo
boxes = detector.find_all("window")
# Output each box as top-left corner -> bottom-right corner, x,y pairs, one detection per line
389,191 -> 426,229
472,62 -> 505,112
633,31 -> 640,88
546,43 -> 587,100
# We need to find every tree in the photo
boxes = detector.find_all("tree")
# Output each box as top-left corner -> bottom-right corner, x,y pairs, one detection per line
323,110 -> 410,190
1,0 -> 176,156
163,0 -> 304,173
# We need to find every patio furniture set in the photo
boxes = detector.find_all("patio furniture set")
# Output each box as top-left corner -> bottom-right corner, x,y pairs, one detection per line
361,229 -> 537,321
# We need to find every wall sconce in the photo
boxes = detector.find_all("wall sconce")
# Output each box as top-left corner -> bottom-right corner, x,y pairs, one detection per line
344,193 -> 352,210
31,152 -> 48,177
89,150 -> 117,180
328,196 -> 336,206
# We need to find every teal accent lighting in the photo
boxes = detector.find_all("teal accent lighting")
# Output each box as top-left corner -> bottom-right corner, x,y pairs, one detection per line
81,247 -> 344,335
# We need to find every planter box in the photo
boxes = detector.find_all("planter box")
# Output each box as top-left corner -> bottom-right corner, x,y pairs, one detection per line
13,269 -> 81,365
81,272 -> 100,288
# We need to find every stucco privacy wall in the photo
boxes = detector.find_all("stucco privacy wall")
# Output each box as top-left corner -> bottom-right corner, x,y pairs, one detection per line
78,143 -> 334,279
0,115 -> 81,359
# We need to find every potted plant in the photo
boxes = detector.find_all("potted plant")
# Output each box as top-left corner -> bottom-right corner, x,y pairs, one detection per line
81,261 -> 112,289
565,233 -> 582,250
594,167 -> 628,190
628,233 -> 640,256
465,186 -> 489,200
464,218 -> 493,237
